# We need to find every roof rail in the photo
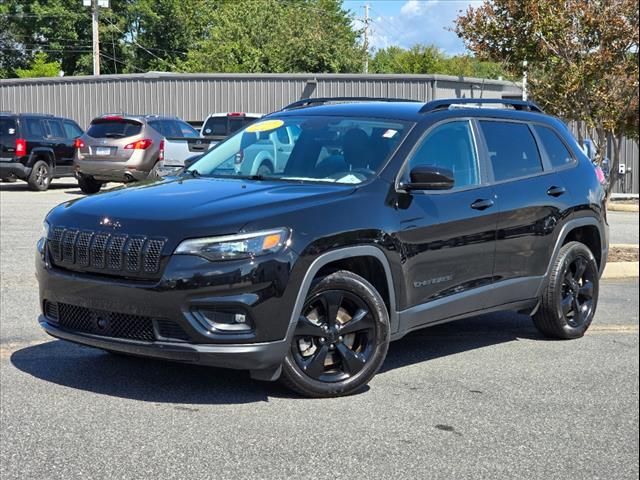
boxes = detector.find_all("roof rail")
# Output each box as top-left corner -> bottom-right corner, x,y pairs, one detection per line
282,96 -> 420,111
419,98 -> 543,114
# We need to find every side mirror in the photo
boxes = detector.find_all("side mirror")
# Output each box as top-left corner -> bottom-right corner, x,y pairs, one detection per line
183,154 -> 202,170
403,166 -> 454,191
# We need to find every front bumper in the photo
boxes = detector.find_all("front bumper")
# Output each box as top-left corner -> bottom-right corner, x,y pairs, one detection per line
37,245 -> 302,375
40,316 -> 289,372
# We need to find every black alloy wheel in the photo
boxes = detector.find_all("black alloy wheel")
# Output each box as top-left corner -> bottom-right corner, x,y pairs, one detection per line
292,290 -> 376,382
281,270 -> 390,397
533,241 -> 599,339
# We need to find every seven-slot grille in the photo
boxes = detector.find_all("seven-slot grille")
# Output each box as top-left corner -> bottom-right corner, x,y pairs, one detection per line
48,227 -> 166,278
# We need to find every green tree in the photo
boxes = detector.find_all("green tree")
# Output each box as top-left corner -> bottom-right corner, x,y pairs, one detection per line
15,51 -> 61,77
455,0 -> 639,186
180,0 -> 363,73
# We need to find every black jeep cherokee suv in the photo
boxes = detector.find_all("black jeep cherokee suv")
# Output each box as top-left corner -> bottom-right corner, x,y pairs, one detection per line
36,98 -> 608,397
1,112 -> 84,191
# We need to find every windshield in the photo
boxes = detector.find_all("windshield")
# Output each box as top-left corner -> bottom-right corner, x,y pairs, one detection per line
189,115 -> 410,185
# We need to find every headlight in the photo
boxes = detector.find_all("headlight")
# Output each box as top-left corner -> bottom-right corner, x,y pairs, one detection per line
41,221 -> 50,240
174,228 -> 289,262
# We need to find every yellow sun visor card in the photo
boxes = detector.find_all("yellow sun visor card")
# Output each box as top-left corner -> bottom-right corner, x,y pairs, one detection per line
245,119 -> 284,133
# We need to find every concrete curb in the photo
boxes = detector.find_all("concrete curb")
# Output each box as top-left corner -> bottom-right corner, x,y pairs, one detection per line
608,203 -> 639,212
602,261 -> 639,279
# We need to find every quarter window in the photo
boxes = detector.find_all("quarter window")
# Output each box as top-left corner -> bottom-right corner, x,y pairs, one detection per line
479,121 -> 542,181
408,120 -> 480,188
534,125 -> 574,168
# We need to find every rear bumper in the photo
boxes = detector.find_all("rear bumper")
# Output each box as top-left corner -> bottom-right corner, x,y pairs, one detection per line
0,161 -> 29,179
40,316 -> 289,371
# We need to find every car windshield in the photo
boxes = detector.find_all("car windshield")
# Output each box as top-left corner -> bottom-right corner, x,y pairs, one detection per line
189,116 -> 410,185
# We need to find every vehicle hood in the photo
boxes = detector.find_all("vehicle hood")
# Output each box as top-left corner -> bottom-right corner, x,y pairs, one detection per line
47,177 -> 355,243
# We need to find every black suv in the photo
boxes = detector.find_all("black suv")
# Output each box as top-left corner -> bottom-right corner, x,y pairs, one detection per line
36,98 -> 608,397
0,112 -> 83,191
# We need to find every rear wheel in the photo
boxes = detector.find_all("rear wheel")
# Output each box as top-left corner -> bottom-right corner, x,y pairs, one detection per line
280,271 -> 390,397
78,175 -> 102,194
27,160 -> 51,191
533,241 -> 599,339
257,161 -> 274,176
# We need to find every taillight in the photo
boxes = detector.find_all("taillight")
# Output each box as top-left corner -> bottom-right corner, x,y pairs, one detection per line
74,138 -> 85,149
124,138 -> 153,150
158,139 -> 165,161
15,138 -> 27,156
234,149 -> 244,164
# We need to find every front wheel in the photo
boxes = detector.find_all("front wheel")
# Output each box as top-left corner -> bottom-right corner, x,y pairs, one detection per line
533,241 -> 599,339
280,270 -> 390,397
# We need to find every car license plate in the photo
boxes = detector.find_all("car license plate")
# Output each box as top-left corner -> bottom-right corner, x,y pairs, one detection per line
95,147 -> 111,156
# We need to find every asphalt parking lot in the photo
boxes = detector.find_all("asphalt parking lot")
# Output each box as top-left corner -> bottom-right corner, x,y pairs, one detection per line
1,180 -> 638,480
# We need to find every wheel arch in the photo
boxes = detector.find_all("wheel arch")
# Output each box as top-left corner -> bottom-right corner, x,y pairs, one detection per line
284,246 -> 399,343
28,149 -> 56,168
536,217 -> 607,297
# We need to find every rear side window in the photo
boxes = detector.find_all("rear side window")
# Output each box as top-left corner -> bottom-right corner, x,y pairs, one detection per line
45,119 -> 65,138
0,118 -> 17,142
24,118 -> 46,138
408,120 -> 480,188
534,125 -> 574,168
479,121 -> 542,182
63,120 -> 83,139
87,119 -> 142,139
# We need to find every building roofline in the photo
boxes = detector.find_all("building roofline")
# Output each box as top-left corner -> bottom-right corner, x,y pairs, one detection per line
0,71 -> 522,89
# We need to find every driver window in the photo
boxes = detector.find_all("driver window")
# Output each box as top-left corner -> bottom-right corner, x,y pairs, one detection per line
408,121 -> 480,188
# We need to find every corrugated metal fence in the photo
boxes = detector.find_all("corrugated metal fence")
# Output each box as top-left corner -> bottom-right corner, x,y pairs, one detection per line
1,72 -> 637,193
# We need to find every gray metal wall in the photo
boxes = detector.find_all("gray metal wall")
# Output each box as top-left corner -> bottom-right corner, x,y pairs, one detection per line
1,72 -> 636,193
0,72 -> 521,127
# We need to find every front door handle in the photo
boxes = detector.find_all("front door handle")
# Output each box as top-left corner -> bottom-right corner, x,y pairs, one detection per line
470,198 -> 494,210
547,186 -> 566,197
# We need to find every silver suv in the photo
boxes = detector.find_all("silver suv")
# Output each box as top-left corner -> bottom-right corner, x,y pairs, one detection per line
74,114 -> 198,194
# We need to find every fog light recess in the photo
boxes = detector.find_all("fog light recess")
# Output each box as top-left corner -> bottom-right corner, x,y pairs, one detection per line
194,308 -> 254,333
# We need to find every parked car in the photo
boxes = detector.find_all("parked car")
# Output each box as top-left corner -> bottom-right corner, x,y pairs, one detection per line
201,112 -> 263,143
234,124 -> 301,176
37,98 -> 608,397
73,114 -> 213,193
0,112 -> 83,191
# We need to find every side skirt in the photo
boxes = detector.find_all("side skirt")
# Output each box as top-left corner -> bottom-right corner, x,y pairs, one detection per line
392,276 -> 542,341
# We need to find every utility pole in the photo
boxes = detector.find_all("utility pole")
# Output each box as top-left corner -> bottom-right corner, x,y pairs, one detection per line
92,0 -> 100,76
522,59 -> 528,101
83,0 -> 109,76
362,4 -> 370,74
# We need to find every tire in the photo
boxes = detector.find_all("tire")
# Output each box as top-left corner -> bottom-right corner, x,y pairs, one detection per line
78,175 -> 102,194
533,241 -> 599,339
27,160 -> 51,191
280,270 -> 390,397
256,161 -> 274,176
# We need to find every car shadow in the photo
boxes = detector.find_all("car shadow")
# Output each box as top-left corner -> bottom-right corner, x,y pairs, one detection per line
10,311 -> 543,404
0,181 -> 80,192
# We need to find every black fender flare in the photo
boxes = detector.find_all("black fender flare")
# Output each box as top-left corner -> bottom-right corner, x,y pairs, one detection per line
27,148 -> 56,169
282,246 -> 399,344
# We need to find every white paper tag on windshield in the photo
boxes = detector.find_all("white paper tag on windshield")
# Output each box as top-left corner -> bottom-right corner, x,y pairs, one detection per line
382,129 -> 397,138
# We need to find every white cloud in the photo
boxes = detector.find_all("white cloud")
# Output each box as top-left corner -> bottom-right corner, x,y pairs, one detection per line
369,0 -> 481,55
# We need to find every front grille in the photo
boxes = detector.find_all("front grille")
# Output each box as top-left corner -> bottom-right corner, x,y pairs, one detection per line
44,301 -> 191,343
57,302 -> 155,341
48,227 -> 166,279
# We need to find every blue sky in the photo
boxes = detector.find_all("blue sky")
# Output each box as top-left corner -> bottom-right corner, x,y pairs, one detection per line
343,0 -> 482,55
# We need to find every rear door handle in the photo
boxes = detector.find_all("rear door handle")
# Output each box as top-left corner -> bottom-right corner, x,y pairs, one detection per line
470,199 -> 494,210
547,186 -> 566,197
